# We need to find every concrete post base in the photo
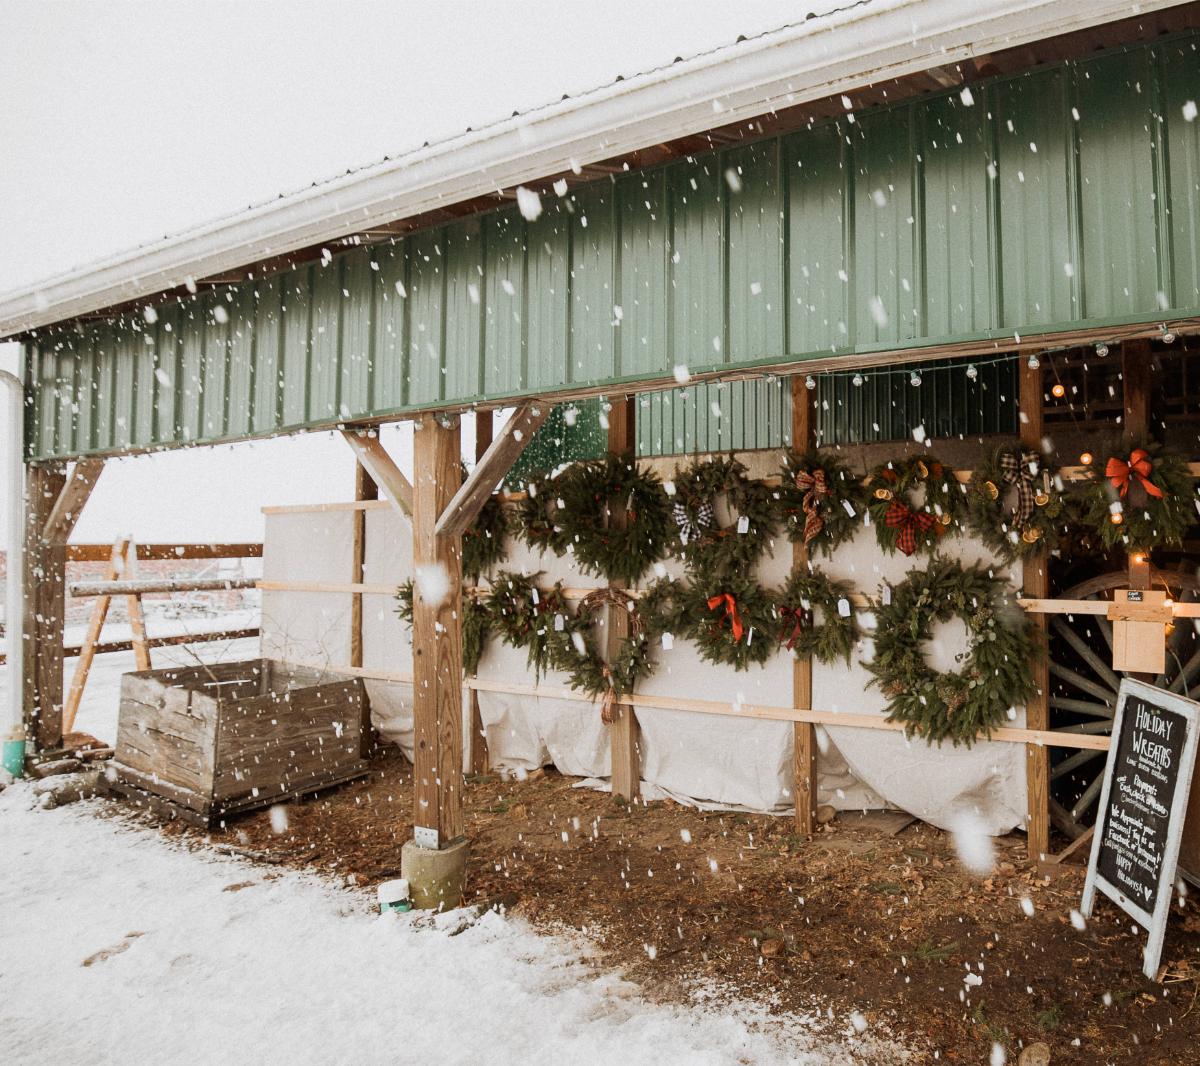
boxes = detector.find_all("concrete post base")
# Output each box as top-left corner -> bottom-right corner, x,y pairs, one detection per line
401,837 -> 469,910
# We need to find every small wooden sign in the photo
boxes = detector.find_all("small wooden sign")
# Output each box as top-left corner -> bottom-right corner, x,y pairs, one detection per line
1109,590 -> 1169,674
1082,679 -> 1200,980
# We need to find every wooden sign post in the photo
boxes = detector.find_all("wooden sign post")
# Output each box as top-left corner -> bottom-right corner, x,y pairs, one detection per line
1082,678 -> 1200,980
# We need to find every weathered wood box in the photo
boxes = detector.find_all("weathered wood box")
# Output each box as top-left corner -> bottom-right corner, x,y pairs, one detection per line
109,659 -> 368,826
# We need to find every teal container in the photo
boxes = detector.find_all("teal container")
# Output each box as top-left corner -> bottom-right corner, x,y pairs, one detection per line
2,737 -> 26,778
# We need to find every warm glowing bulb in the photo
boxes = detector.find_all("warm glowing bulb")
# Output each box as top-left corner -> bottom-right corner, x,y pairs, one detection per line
1051,383 -> 1066,398
1079,452 -> 1093,466
1110,513 -> 1123,525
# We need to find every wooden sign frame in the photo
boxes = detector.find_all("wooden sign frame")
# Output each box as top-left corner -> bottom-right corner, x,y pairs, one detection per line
1082,678 -> 1200,981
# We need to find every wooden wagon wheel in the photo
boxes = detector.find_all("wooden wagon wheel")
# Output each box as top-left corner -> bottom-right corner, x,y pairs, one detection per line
1048,567 -> 1200,839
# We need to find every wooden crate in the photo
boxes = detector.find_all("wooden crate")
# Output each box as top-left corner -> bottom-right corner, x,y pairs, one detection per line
109,659 -> 368,826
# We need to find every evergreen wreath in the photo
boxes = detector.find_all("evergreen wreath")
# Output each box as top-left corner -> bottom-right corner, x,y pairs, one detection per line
866,557 -> 1041,747
965,443 -> 1065,563
556,453 -> 672,585
553,587 -> 652,723
462,493 -> 508,582
1080,438 -> 1195,551
487,570 -> 578,678
776,568 -> 860,665
777,450 -> 867,557
514,473 -> 569,556
672,456 -> 778,578
636,577 -> 691,648
680,573 -> 777,671
866,455 -> 962,557
394,581 -> 490,676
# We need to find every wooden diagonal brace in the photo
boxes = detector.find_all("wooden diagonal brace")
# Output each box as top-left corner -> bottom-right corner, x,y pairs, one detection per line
41,458 -> 104,543
341,430 -> 413,518
435,402 -> 549,539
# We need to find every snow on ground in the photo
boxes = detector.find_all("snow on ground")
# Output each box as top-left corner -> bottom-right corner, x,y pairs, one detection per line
0,792 -> 908,1066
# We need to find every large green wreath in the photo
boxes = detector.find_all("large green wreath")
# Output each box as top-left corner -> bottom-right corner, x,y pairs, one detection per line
777,450 -> 867,557
556,454 -> 672,584
965,443 -> 1065,563
776,568 -> 860,665
680,574 -> 777,671
866,557 -> 1041,747
487,570 -> 579,678
866,455 -> 962,557
672,456 -> 778,579
1080,439 -> 1195,552
514,473 -> 569,557
462,494 -> 508,582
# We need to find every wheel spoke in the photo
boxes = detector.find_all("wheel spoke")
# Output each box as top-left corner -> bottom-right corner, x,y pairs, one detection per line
1070,772 -> 1105,821
1049,661 -> 1119,705
1049,696 -> 1113,718
1169,646 -> 1200,696
1050,616 -> 1122,693
1050,747 -> 1102,782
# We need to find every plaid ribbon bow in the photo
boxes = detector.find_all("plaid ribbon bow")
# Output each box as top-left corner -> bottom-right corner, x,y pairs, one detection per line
794,468 -> 830,544
1106,449 -> 1164,499
999,449 -> 1042,530
706,592 -> 745,642
884,499 -> 937,556
674,500 -> 714,544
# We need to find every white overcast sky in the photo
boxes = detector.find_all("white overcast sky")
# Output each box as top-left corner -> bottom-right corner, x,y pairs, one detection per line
0,0 -> 822,543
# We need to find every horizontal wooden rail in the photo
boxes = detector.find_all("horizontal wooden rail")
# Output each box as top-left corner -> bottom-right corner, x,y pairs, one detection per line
1019,597 -> 1200,618
258,580 -> 399,596
275,658 -> 1110,752
0,627 -> 261,666
66,542 -> 262,562
69,577 -> 259,598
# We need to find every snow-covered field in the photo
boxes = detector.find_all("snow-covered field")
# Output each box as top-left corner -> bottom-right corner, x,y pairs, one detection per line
0,792 -> 908,1066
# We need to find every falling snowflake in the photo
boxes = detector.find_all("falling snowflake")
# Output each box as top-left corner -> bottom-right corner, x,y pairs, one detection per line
949,811 -> 994,876
515,186 -> 543,221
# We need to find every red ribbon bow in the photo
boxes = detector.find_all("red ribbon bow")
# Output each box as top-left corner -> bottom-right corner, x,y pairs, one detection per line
706,592 -> 745,642
778,605 -> 808,651
794,468 -> 829,544
884,499 -> 937,556
1105,449 -> 1164,499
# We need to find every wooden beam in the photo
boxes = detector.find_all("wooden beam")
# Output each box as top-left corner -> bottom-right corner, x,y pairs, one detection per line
1121,337 -> 1153,443
41,458 -> 104,544
66,542 -> 262,562
23,464 -> 67,750
1020,358 -> 1050,863
64,537 -> 130,734
469,410 -> 494,775
123,545 -> 152,672
790,374 -> 819,835
411,413 -> 464,847
351,463 -> 378,758
606,396 -> 640,803
435,402 -> 550,539
341,430 -> 413,517
70,576 -> 258,597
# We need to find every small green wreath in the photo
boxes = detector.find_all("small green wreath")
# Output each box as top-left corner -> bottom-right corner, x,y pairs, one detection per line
680,574 -> 777,671
514,473 -> 569,556
1080,439 -> 1195,551
965,444 -> 1065,563
672,456 -> 778,579
777,450 -> 867,557
487,570 -> 578,678
462,493 -> 508,582
556,454 -> 672,584
776,568 -> 860,665
866,455 -> 962,557
866,557 -> 1041,747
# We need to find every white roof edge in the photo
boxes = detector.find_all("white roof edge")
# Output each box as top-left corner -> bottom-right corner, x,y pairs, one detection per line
0,0 -> 1181,340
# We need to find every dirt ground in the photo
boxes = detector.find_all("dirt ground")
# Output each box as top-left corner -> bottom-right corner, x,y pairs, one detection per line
143,747 -> 1200,1064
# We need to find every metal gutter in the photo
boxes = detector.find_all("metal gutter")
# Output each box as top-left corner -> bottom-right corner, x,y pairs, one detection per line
0,0 -> 1186,339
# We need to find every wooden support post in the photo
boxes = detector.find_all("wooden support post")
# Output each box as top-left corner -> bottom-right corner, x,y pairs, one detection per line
468,410 -> 493,775
411,414 -> 464,847
123,543 -> 152,672
607,396 -> 640,802
791,375 -> 818,834
22,463 -> 68,751
1121,338 -> 1153,444
351,463 -> 378,759
63,537 -> 130,734
1020,358 -> 1051,862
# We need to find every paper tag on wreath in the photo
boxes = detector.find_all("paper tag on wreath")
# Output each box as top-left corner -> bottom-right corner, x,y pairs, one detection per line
661,632 -> 674,650
531,588 -> 540,605
837,598 -> 851,618
553,613 -> 565,632
737,515 -> 750,534
842,499 -> 857,517
881,585 -> 892,606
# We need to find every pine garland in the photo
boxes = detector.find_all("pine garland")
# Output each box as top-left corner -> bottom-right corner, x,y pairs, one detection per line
1080,438 -> 1195,551
680,573 -> 777,671
514,473 -> 569,556
866,455 -> 962,556
866,557 -> 1041,747
462,493 -> 508,582
672,456 -> 778,579
777,449 -> 867,557
776,568 -> 860,665
487,570 -> 579,679
556,453 -> 673,584
965,444 -> 1065,563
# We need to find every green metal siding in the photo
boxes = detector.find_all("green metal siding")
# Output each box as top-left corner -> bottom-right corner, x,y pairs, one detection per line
24,32 -> 1200,461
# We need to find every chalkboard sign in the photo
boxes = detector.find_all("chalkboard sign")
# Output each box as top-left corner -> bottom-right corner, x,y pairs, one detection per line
1083,679 -> 1200,981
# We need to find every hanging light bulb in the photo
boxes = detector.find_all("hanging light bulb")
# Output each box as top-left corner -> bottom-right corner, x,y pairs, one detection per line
1026,353 -> 1040,370
1095,341 -> 1109,358
1162,323 -> 1176,343
1051,383 -> 1066,398
851,373 -> 864,387
1110,512 -> 1124,525
910,370 -> 922,387
965,364 -> 979,382
804,374 -> 816,391
1079,451 -> 1093,466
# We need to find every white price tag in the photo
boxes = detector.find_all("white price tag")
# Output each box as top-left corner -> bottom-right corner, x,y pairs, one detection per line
737,515 -> 750,534
842,499 -> 856,517
881,585 -> 892,606
531,587 -> 540,605
553,613 -> 565,631
661,632 -> 674,650
837,597 -> 851,618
